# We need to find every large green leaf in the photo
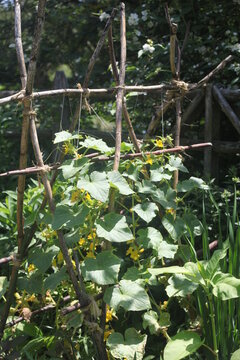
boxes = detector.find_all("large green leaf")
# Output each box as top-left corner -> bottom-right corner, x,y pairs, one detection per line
162,214 -> 185,241
212,272 -> 240,300
151,187 -> 176,210
108,171 -> 134,195
60,157 -> 88,179
18,273 -> 44,294
53,130 -> 73,144
104,280 -> 151,311
133,202 -> 158,223
163,331 -> 202,360
81,251 -> 121,285
148,266 -> 190,276
150,166 -> 172,182
107,328 -> 147,360
204,244 -> 229,280
44,266 -> 68,291
231,349 -> 240,360
183,213 -> 202,237
77,171 -> 109,202
137,227 -> 178,259
96,213 -> 133,243
137,180 -> 157,194
28,245 -> 59,273
123,267 -> 157,286
0,276 -> 8,299
177,177 -> 209,192
52,204 -> 89,230
166,156 -> 188,173
142,310 -> 161,335
166,274 -> 199,297
80,136 -> 113,154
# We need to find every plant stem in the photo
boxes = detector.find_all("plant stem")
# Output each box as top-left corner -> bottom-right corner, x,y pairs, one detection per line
207,293 -> 219,359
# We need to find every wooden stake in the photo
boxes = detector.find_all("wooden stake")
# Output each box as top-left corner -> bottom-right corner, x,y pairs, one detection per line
204,85 -> 213,178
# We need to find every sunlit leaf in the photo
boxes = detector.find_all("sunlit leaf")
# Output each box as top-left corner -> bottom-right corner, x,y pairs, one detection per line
164,331 -> 202,360
96,213 -> 133,243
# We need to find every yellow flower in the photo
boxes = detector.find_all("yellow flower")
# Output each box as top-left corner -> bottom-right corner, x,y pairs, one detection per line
126,246 -> 144,261
71,190 -> 81,203
85,192 -> 91,202
52,258 -> 57,268
79,238 -> 86,246
104,329 -> 113,342
57,251 -> 64,264
106,305 -> 113,323
89,242 -> 96,251
86,251 -> 96,258
63,143 -> 70,154
161,300 -> 168,310
166,208 -> 175,215
26,294 -> 37,303
156,139 -> 164,148
28,264 -> 35,273
72,260 -> 76,270
14,292 -> 21,300
146,154 -> 153,165
88,232 -> 96,240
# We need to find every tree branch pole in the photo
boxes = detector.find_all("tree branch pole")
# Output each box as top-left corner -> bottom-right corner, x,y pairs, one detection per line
197,55 -> 233,86
204,85 -> 213,177
0,0 -> 46,339
213,85 -> 240,135
108,2 -> 126,214
108,25 -> 141,152
0,142 -> 212,179
0,84 -> 182,106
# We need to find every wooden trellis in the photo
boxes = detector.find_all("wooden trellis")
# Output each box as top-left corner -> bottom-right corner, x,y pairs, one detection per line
0,1 -> 238,358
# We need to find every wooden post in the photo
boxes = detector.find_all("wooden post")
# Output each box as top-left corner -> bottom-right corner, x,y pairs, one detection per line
204,84 -> 213,178
211,100 -> 221,182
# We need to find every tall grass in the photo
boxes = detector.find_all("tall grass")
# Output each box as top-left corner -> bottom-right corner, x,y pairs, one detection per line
196,184 -> 240,359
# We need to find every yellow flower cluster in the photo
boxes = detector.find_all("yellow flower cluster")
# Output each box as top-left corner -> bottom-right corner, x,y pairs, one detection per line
146,154 -> 153,165
155,139 -> 164,148
166,208 -> 175,215
28,264 -> 35,273
126,246 -> 144,261
106,305 -> 113,323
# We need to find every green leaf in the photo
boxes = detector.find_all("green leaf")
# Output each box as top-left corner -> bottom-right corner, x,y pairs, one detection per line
159,312 -> 171,327
0,276 -> 8,299
212,272 -> 240,300
133,202 -> 158,223
163,331 -> 202,360
29,246 -> 59,273
162,214 -> 185,241
151,187 -> 176,210
107,328 -> 147,360
137,227 -> 178,259
137,180 -> 157,194
148,266 -> 188,276
96,213 -> 133,243
22,322 -> 43,338
52,204 -> 89,230
183,213 -> 202,237
18,273 -> 44,294
231,349 -> 240,360
44,266 -> 68,291
205,245 -> 229,279
104,280 -> 151,311
60,157 -> 88,179
108,171 -> 134,195
80,136 -> 113,154
142,310 -> 161,335
123,267 -> 157,286
121,142 -> 134,152
150,166 -> 172,182
123,162 -> 139,182
177,177 -> 209,192
166,274 -> 199,297
81,251 -> 121,285
77,171 -> 109,202
166,156 -> 188,173
53,131 -> 73,144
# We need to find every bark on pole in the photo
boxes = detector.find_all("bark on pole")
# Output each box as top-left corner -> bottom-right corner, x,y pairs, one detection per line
204,84 -> 213,178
